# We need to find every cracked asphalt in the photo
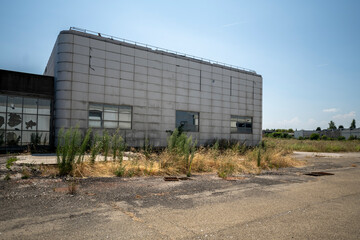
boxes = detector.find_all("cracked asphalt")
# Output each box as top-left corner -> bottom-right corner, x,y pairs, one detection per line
1,152 -> 360,239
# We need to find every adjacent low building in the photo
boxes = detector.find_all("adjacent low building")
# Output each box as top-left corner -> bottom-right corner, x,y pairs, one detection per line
294,128 -> 360,140
1,27 -> 263,150
0,69 -> 54,151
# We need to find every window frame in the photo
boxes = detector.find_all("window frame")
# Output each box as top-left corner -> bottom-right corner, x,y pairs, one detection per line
0,94 -> 52,147
175,110 -> 199,132
230,115 -> 253,134
88,103 -> 132,130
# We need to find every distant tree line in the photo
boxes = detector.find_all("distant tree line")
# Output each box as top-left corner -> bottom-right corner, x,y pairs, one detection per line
315,119 -> 356,131
265,119 -> 357,140
264,129 -> 294,139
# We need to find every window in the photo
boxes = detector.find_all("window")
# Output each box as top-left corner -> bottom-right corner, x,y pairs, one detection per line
0,94 -> 52,147
231,116 -> 252,134
89,103 -> 132,129
176,110 -> 199,132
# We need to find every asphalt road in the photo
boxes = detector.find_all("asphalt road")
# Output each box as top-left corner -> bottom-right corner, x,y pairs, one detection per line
1,152 -> 360,239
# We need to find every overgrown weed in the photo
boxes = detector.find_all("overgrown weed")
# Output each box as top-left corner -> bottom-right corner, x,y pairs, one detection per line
6,157 -> 17,169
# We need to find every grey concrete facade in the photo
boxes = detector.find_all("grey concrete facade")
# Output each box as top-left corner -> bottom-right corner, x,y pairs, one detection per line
45,29 -> 262,147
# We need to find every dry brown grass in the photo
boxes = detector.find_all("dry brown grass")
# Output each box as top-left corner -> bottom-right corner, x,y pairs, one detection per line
39,142 -> 303,178
39,165 -> 59,177
265,137 -> 360,152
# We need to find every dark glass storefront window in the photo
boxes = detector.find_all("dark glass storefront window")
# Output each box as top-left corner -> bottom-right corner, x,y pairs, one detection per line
0,94 -> 52,147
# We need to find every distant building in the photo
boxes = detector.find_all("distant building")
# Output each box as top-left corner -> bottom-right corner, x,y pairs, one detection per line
339,128 -> 360,139
294,128 -> 360,139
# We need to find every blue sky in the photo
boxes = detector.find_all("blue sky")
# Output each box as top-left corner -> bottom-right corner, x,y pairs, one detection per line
0,0 -> 359,130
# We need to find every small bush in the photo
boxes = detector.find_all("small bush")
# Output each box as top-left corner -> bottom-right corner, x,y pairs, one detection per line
21,168 -> 30,179
77,128 -> 92,163
321,135 -> 328,140
348,135 -> 358,140
310,133 -> 320,140
111,130 -> 125,161
56,127 -> 90,176
6,157 -> 17,169
298,136 -> 304,140
90,133 -> 102,164
117,138 -> 126,164
338,136 -> 346,141
257,149 -> 261,167
260,140 -> 266,150
217,161 -> 236,178
115,164 -> 126,177
102,130 -> 111,161
165,129 -> 197,177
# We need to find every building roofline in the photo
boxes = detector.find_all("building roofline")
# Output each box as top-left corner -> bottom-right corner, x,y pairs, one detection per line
0,69 -> 54,80
59,27 -> 262,78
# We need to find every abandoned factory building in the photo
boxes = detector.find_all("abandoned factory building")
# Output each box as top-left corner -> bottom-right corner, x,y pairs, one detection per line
0,27 -> 263,150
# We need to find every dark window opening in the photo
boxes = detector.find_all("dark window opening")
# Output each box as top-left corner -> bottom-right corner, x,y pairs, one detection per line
176,110 -> 199,132
89,103 -> 132,129
231,115 -> 252,134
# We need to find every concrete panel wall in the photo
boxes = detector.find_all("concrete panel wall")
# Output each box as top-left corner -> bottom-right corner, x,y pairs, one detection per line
341,128 -> 360,139
50,30 -> 262,147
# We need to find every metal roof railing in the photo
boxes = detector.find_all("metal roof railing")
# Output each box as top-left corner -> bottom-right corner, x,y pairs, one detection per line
69,27 -> 257,74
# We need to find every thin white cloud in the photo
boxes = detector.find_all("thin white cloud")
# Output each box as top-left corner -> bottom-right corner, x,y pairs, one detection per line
323,108 -> 339,113
277,117 -> 301,129
307,118 -> 318,125
333,111 -> 356,120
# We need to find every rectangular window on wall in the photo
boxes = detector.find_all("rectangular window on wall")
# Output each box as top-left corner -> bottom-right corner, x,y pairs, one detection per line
88,103 -> 132,129
231,116 -> 252,134
0,94 -> 52,147
176,110 -> 199,132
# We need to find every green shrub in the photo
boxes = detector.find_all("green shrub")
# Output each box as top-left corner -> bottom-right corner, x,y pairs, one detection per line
111,130 -> 123,161
6,157 -> 17,169
217,161 -> 235,178
117,137 -> 126,164
102,130 -> 111,161
56,127 -> 89,176
272,132 -> 282,138
298,136 -> 304,140
260,140 -> 266,150
77,128 -> 92,163
321,135 -> 328,140
348,135 -> 358,140
310,133 -> 320,140
166,129 -> 197,177
213,139 -> 220,151
257,149 -> 261,167
21,168 -> 30,179
338,136 -> 346,141
90,133 -> 102,164
115,164 -> 126,177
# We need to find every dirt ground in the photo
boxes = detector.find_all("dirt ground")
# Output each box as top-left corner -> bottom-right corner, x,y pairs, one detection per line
1,152 -> 360,239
